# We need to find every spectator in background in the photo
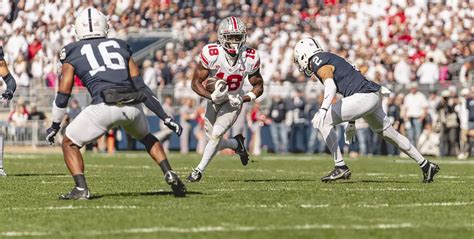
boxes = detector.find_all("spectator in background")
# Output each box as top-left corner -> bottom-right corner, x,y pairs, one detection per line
248,102 -> 265,156
355,118 -> 372,156
289,89 -> 307,153
66,99 -> 81,122
153,96 -> 175,153
404,83 -> 428,145
417,123 -> 440,157
179,98 -> 195,154
193,103 -> 207,155
458,88 -> 470,159
8,103 -> 29,140
417,57 -> 439,85
142,59 -> 157,93
438,90 -> 460,156
268,96 -> 288,153
27,104 -> 45,121
393,54 -> 411,85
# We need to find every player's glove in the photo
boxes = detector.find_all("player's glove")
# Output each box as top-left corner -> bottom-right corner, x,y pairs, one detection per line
228,94 -> 243,108
164,117 -> 183,136
210,80 -> 228,105
46,122 -> 61,145
344,121 -> 356,144
1,89 -> 13,100
311,108 -> 328,129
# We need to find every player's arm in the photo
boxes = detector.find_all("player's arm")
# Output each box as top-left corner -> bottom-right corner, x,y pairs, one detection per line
191,62 -> 211,100
46,63 -> 75,144
0,46 -> 17,100
316,65 -> 337,111
242,69 -> 264,103
128,58 -> 182,136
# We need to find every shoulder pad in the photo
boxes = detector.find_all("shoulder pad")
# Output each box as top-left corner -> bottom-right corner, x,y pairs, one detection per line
200,43 -> 220,69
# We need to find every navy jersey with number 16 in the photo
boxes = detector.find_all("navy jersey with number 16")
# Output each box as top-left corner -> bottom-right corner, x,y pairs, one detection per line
59,38 -> 134,104
310,52 -> 380,97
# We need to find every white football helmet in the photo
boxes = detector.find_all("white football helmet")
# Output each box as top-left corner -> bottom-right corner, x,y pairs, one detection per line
218,16 -> 246,56
74,7 -> 109,40
294,38 -> 324,77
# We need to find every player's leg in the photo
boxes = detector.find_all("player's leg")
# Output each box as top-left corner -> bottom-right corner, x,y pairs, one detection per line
318,93 -> 380,182
363,105 -> 440,183
122,105 -> 186,197
189,103 -> 243,182
60,104 -> 114,200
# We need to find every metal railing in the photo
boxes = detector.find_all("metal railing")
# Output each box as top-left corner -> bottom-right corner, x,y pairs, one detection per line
0,120 -> 49,146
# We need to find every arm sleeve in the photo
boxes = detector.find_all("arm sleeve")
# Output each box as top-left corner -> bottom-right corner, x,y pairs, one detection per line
320,78 -> 337,110
131,75 -> 170,121
0,46 -> 4,60
51,92 -> 70,124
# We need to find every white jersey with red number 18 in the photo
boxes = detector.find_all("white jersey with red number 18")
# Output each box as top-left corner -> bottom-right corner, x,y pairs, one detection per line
199,43 -> 260,96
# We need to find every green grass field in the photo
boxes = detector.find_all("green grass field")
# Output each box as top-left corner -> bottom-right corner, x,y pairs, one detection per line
0,152 -> 472,239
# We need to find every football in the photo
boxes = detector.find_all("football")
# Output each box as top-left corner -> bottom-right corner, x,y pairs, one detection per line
205,77 -> 226,93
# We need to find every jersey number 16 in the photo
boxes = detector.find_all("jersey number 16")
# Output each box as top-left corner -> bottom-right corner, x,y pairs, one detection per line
81,40 -> 126,76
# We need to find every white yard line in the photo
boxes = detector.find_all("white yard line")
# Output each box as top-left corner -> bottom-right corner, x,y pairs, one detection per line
394,159 -> 474,165
0,231 -> 48,237
83,223 -> 417,236
0,223 -> 417,237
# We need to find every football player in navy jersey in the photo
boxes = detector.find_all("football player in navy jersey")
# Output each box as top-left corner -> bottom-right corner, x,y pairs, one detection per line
293,38 -> 439,183
0,45 -> 17,177
45,7 -> 186,199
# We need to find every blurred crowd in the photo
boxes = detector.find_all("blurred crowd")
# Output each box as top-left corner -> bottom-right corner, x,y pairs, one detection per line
0,0 -> 473,157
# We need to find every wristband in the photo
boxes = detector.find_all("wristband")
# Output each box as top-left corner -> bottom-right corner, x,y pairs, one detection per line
245,92 -> 257,101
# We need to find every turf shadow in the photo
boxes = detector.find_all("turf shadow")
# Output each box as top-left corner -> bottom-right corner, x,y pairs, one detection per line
338,179 -> 412,184
228,179 -> 315,183
8,173 -> 67,177
95,191 -> 203,198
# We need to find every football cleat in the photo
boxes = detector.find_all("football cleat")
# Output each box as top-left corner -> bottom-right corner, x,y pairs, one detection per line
233,134 -> 249,166
0,168 -> 6,177
59,187 -> 91,200
187,168 -> 202,183
422,162 -> 440,183
165,171 -> 186,197
321,167 -> 352,183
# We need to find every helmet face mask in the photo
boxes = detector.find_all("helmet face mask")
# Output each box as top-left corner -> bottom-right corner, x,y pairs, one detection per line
218,17 -> 246,56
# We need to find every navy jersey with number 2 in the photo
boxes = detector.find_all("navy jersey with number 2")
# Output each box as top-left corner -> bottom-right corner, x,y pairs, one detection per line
310,52 -> 380,97
59,38 -> 133,104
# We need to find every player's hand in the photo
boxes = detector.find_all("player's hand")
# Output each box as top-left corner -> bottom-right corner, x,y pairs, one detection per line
211,82 -> 228,105
228,94 -> 243,108
45,122 -> 61,145
344,121 -> 356,144
164,117 -> 183,136
1,89 -> 13,100
311,108 -> 328,129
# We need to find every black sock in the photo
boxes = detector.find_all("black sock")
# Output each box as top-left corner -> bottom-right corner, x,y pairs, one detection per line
73,174 -> 88,189
158,159 -> 172,174
336,165 -> 349,170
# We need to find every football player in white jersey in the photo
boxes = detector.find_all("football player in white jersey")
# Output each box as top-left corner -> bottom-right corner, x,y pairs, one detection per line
188,16 -> 264,182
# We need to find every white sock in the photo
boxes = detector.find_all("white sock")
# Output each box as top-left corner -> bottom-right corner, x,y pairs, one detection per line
382,126 -> 426,166
319,125 -> 345,167
197,138 -> 220,172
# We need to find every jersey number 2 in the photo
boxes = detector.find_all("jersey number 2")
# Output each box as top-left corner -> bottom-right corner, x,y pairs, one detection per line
81,40 -> 126,76
216,72 -> 242,91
